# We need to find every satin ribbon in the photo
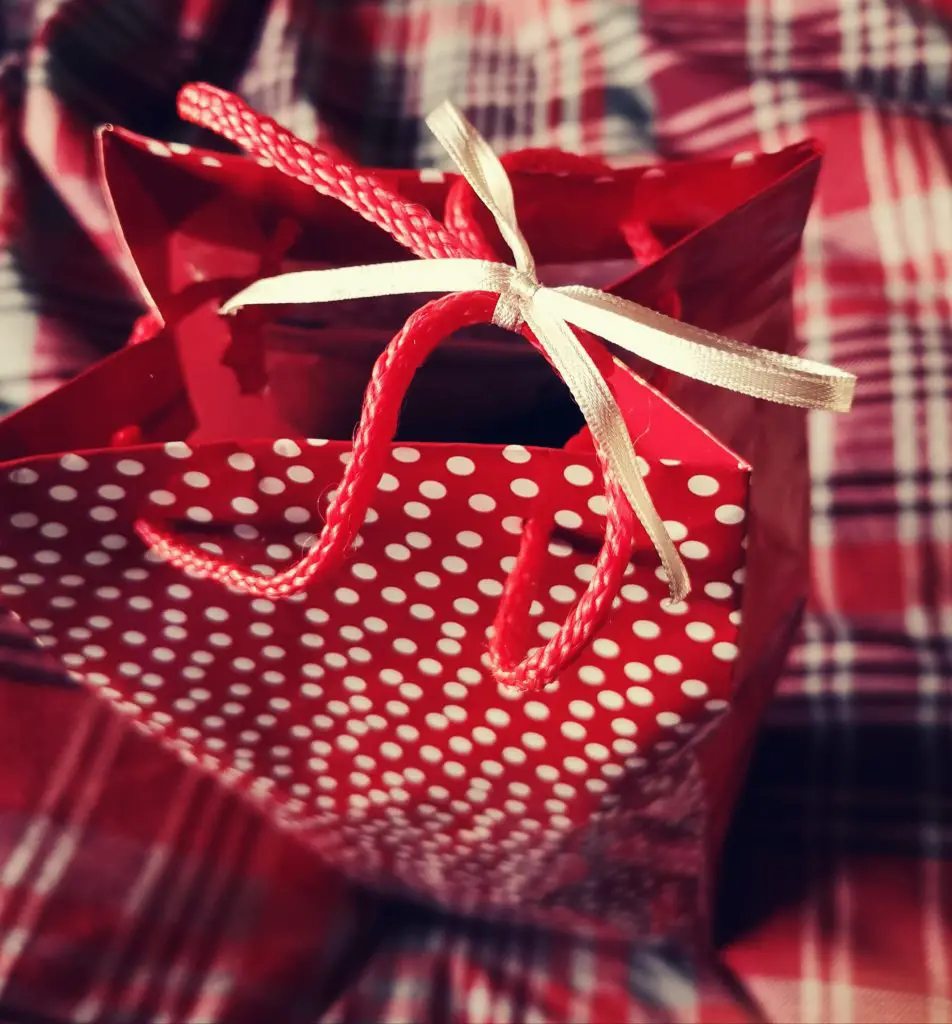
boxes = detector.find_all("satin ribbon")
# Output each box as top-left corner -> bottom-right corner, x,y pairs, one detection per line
221,101 -> 856,602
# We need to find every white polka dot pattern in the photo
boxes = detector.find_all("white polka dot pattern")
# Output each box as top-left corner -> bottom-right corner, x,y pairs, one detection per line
0,428 -> 748,916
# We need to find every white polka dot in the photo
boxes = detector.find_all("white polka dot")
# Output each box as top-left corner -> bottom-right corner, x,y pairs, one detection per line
160,441 -> 191,460
715,504 -> 746,524
633,620 -> 661,639
569,566 -> 594,588
472,726 -> 496,745
502,746 -> 526,765
551,508 -> 582,532
287,465 -> 314,484
258,477 -> 286,495
59,453 -> 88,472
350,563 -> 376,582
584,743 -> 609,762
549,584 -> 576,604
548,539 -> 572,559
441,556 -> 468,576
468,493 -> 496,513
116,459 -> 145,476
274,439 -> 301,458
685,621 -> 715,642
595,690 -> 624,711
688,474 -> 719,496
180,471 -> 209,490
564,464 -> 594,486
425,712 -> 449,731
563,756 -> 588,775
616,585 -> 647,606
569,700 -> 594,720
231,497 -> 258,515
485,707 -> 510,727
147,488 -> 178,508
404,501 -> 430,520
392,446 -> 421,464
654,654 -> 682,674
588,495 -> 608,516
663,520 -> 688,542
226,453 -> 256,474
186,506 -> 212,523
657,711 -> 682,728
680,540 -> 710,560
627,686 -> 654,706
497,518 -> 523,540
447,456 -> 475,476
406,531 -> 431,550
419,480 -> 446,500
414,572 -> 440,590
705,581 -> 733,600
502,445 -> 531,464
477,579 -> 503,597
578,665 -> 604,685
50,485 -> 77,502
682,679 -> 709,698
510,478 -> 539,499
713,641 -> 739,662
587,636 -> 618,663
561,722 -> 586,741
456,531 -> 482,549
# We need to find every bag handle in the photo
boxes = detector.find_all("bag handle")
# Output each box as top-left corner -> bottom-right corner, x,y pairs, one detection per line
177,83 -> 470,264
138,84 -> 854,690
136,288 -> 637,693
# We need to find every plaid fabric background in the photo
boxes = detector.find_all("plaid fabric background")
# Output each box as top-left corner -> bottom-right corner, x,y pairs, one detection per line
0,0 -> 950,1020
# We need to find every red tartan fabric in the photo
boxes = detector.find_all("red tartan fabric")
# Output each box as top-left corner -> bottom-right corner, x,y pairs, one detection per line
0,1 -> 950,1021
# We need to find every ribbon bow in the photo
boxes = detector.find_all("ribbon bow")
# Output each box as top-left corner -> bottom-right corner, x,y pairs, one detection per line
222,102 -> 855,602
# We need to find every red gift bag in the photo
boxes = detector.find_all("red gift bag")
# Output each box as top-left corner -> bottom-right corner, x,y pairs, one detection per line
0,85 -> 853,940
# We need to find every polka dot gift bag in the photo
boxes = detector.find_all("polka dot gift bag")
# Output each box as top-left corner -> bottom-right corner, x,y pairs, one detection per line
0,84 -> 855,940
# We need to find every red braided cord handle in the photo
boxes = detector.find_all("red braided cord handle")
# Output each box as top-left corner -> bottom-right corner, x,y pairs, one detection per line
136,84 -> 641,691
137,292 -> 637,691
177,83 -> 470,263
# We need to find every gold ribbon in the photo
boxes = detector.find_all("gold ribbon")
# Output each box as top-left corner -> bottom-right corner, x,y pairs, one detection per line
222,101 -> 855,602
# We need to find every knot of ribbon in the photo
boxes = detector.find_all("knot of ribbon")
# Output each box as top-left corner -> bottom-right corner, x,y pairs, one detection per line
221,101 -> 856,602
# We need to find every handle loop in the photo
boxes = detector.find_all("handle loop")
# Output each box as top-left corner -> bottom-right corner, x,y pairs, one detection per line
136,292 -> 636,692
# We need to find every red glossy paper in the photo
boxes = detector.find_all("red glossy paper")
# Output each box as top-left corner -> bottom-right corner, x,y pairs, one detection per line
0,124 -> 819,939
